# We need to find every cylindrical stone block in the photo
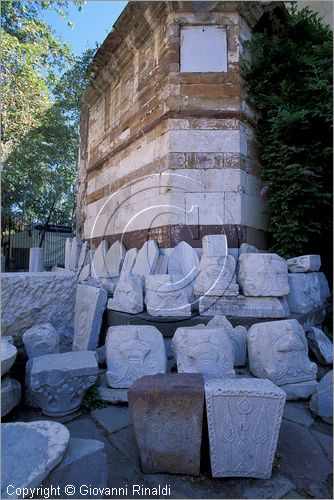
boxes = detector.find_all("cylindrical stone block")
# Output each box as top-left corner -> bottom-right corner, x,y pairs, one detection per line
29,247 -> 44,272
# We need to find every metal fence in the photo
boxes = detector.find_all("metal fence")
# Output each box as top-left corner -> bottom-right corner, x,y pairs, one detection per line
1,214 -> 74,271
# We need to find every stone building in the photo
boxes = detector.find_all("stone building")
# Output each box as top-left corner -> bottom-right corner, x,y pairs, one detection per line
77,1 -> 279,250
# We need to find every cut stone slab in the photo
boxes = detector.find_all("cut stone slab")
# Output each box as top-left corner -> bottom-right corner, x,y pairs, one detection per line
316,272 -> 331,302
199,295 -> 290,318
105,240 -> 126,275
22,323 -> 60,359
309,370 -> 333,423
154,254 -> 168,274
107,275 -> 143,314
172,326 -> 235,378
287,272 -> 322,314
128,373 -> 204,475
202,234 -> 228,257
205,377 -> 286,478
1,376 -> 21,417
42,438 -> 107,498
306,327 -> 333,365
207,315 -> 247,366
26,351 -> 98,416
132,240 -> 159,277
105,325 -> 166,388
167,241 -> 199,300
64,238 -> 73,270
247,319 -> 317,385
91,240 -> 109,279
91,406 -> 132,434
283,402 -> 315,427
287,255 -> 321,273
78,249 -> 93,281
195,255 -> 238,297
1,421 -> 70,499
238,253 -> 289,297
72,284 -> 108,351
69,236 -> 83,271
1,336 -> 17,377
145,274 -> 192,317
239,243 -> 260,254
29,247 -> 44,272
120,248 -> 138,276
281,380 -> 318,401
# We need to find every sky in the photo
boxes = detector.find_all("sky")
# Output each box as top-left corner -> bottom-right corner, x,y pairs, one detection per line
42,1 -> 128,55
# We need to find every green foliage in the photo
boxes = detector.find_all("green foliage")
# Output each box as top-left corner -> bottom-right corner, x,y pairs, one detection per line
81,385 -> 108,412
242,6 -> 332,258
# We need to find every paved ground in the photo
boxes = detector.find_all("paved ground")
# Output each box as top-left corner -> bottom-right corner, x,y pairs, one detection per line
6,399 -> 333,499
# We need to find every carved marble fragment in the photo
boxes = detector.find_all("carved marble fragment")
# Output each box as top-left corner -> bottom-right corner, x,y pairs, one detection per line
145,275 -> 192,317
207,315 -> 247,366
195,255 -> 238,297
238,253 -> 289,297
107,275 -> 143,314
132,240 -> 159,277
22,323 -> 60,359
287,255 -> 321,273
287,273 -> 322,314
199,295 -> 290,318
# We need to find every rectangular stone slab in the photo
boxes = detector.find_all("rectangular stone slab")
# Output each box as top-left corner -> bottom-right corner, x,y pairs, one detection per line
199,295 -> 290,318
128,373 -> 204,475
205,377 -> 286,479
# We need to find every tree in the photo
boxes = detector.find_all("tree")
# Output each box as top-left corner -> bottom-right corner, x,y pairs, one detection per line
242,6 -> 332,262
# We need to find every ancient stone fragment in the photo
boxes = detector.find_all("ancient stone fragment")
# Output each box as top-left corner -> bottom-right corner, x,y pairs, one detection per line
132,240 -> 159,277
69,236 -> 83,271
128,373 -> 204,475
1,337 -> 17,377
280,380 -> 318,401
315,272 -> 331,303
309,370 -> 333,424
105,240 -> 126,275
167,241 -> 199,299
105,325 -> 166,388
195,255 -> 238,297
72,284 -> 108,351
207,315 -> 247,366
287,273 -> 322,314
145,275 -> 192,317
107,275 -> 143,314
78,249 -> 94,281
91,240 -> 109,279
306,327 -> 333,365
199,295 -> 290,318
287,255 -> 321,273
238,253 -> 289,297
154,254 -> 168,274
205,378 -> 286,478
239,243 -> 260,254
1,376 -> 21,417
22,323 -> 60,359
247,319 -> 317,385
172,326 -> 235,378
202,234 -> 228,257
120,248 -> 138,276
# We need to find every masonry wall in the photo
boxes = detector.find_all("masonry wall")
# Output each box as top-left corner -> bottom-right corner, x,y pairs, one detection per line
77,2 -> 268,250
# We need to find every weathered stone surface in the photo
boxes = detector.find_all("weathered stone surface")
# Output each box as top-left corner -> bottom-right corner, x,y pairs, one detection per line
1,421 -> 70,498
202,234 -> 228,256
128,373 -> 204,475
105,240 -> 126,275
199,295 -> 290,318
247,319 -> 317,385
72,284 -> 108,351
42,438 -> 108,498
99,274 -> 118,295
65,238 -> 73,270
26,351 -> 98,416
1,376 -> 21,417
238,253 -> 289,297
120,248 -> 138,276
167,241 -> 199,299
107,275 -> 143,314
280,380 -> 318,401
97,372 -> 128,403
91,240 -> 109,279
22,323 -> 60,359
309,370 -> 333,423
205,377 -> 286,478
76,241 -> 89,273
1,272 -> 77,340
287,272 -> 322,314
69,236 -> 83,271
154,254 -> 168,274
306,327 -> 333,365
105,325 -> 166,388
287,255 -> 321,273
283,402 -> 314,427
172,326 -> 235,378
316,272 -> 331,302
145,275 -> 192,317
207,315 -> 247,366
28,248 -> 44,272
1,336 -> 17,377
78,249 -> 94,281
132,240 -> 159,277
195,255 -> 238,296
239,243 -> 260,254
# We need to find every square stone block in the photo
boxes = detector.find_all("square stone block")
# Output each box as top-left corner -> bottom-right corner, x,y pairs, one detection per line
107,275 -> 143,314
195,255 -> 238,296
202,234 -> 228,257
172,326 -> 235,378
205,378 -> 286,478
145,275 -> 192,317
287,273 -> 322,314
128,373 -> 204,475
238,253 -> 289,297
105,325 -> 166,388
287,255 -> 321,273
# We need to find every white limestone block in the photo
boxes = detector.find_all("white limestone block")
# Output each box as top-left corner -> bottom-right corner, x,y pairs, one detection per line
105,325 -> 166,388
26,351 -> 98,416
64,238 -> 73,270
29,248 -> 44,272
280,380 -> 318,401
145,275 -> 192,317
91,240 -> 109,279
69,236 -> 83,271
202,234 -> 228,257
1,337 -> 17,377
238,253 -> 289,297
172,326 -> 235,378
287,255 -> 321,273
132,240 -> 159,277
22,323 -> 60,359
72,284 -> 108,351
287,272 -> 322,314
105,240 -> 126,275
78,249 -> 94,281
107,275 -> 143,314
167,241 -> 199,298
195,255 -> 238,297
247,319 -> 317,385
77,241 -> 89,273
155,255 -> 168,274
205,378 -> 286,478
120,248 -> 138,276
306,327 -> 333,365
239,243 -> 260,254
199,295 -> 290,318
316,272 -> 331,303
207,315 -> 247,366
1,376 -> 21,416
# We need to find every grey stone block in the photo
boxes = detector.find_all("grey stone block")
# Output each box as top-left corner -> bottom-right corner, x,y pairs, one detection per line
309,370 -> 333,423
1,376 -> 21,417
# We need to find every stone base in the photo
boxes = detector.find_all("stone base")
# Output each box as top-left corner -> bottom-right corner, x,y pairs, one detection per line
199,296 -> 290,318
280,380 -> 318,401
1,377 -> 21,417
